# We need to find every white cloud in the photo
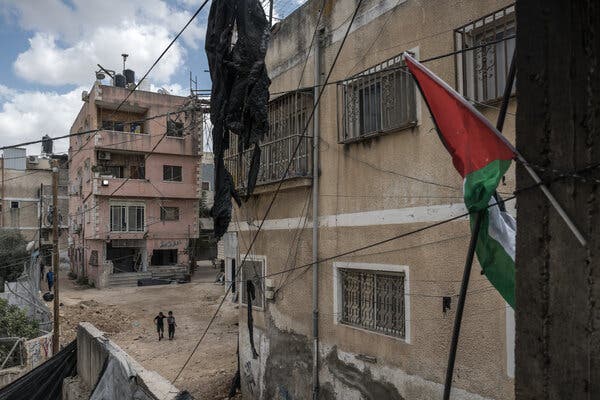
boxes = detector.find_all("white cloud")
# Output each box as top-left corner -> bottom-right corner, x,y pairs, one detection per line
4,0 -> 206,87
0,86 -> 84,154
14,24 -> 186,87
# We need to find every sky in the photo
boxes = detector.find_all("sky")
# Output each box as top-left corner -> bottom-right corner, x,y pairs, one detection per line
0,0 -> 305,155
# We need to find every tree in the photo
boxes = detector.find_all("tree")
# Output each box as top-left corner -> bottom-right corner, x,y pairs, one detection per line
0,230 -> 29,284
0,298 -> 39,366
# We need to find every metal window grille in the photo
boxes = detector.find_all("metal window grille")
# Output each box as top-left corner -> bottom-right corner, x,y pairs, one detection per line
110,204 -> 145,232
340,269 -> 406,338
224,90 -> 313,190
160,206 -> 179,221
455,4 -> 516,103
240,259 -> 265,308
338,54 -> 417,143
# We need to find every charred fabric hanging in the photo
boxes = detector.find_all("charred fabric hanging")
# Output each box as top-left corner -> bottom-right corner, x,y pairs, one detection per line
205,0 -> 271,240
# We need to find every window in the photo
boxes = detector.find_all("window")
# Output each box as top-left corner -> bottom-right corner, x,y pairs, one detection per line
224,90 -> 313,189
240,257 -> 265,309
201,181 -> 210,191
167,119 -> 184,137
130,165 -> 145,179
163,165 -> 182,182
339,54 -> 417,142
160,206 -> 179,221
110,204 -> 145,232
455,4 -> 516,103
335,263 -> 407,339
10,201 -> 19,209
102,166 -> 124,178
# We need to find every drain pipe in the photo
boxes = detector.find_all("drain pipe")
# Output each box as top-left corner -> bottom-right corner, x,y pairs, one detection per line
311,28 -> 322,400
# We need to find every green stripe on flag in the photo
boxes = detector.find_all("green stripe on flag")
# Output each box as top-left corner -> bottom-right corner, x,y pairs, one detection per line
463,159 -> 511,212
473,212 -> 515,307
464,159 -> 515,308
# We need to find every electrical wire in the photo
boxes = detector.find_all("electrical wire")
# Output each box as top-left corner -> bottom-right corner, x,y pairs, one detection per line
172,0 -> 367,383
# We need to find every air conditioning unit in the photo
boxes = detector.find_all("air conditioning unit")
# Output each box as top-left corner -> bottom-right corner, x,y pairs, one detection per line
27,156 -> 39,164
98,151 -> 111,160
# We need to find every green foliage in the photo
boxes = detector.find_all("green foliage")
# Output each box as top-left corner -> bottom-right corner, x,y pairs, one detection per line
0,298 -> 39,367
0,298 -> 39,339
0,230 -> 28,283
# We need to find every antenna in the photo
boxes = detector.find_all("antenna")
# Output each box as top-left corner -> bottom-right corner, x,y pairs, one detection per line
121,53 -> 129,71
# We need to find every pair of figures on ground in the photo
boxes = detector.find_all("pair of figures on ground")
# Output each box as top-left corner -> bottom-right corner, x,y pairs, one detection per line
154,311 -> 177,340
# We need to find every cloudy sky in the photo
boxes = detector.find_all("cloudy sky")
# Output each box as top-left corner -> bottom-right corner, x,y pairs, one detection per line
0,0 -> 304,154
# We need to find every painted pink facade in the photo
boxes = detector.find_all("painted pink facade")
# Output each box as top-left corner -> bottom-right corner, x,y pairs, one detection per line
68,83 -> 201,287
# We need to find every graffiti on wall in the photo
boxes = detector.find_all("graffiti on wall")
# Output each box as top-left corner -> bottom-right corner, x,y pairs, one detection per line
159,240 -> 181,249
24,333 -> 53,368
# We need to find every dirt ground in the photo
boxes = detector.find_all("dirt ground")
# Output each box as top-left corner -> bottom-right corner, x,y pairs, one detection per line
58,270 -> 240,399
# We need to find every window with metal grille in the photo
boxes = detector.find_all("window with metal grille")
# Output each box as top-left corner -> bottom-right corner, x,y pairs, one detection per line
240,258 -> 265,309
338,54 -> 417,143
160,206 -> 179,221
339,268 -> 406,338
455,4 -> 516,103
110,204 -> 145,232
167,119 -> 184,137
163,165 -> 182,182
224,90 -> 313,189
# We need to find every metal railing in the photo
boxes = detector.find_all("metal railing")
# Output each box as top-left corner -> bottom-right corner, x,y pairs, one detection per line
338,54 -> 417,143
340,269 -> 406,338
0,337 -> 24,369
224,90 -> 313,190
455,3 -> 516,103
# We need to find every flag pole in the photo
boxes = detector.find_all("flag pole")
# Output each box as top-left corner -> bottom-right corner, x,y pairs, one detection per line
443,48 -> 517,400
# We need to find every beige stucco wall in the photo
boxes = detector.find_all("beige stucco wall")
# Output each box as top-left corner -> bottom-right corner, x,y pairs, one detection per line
233,0 -> 516,399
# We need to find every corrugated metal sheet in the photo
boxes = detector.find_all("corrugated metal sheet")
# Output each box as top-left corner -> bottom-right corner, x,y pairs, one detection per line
3,148 -> 26,171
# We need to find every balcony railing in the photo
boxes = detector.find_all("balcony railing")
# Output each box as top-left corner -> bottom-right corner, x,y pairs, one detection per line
224,90 -> 313,190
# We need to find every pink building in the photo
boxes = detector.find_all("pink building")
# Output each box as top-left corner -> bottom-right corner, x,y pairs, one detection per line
68,81 -> 202,287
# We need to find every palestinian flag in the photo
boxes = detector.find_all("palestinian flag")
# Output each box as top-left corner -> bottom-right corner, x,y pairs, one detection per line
404,53 -> 516,308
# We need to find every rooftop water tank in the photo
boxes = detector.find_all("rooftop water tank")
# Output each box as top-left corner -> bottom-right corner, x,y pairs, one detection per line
124,69 -> 135,85
42,134 -> 53,155
114,74 -> 126,88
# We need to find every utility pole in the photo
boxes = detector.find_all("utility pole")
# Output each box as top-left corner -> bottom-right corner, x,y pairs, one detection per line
515,2 -> 600,399
51,161 -> 60,354
1,155 -> 4,228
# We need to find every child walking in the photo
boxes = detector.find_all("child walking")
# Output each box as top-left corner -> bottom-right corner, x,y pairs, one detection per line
167,311 -> 177,340
154,312 -> 166,341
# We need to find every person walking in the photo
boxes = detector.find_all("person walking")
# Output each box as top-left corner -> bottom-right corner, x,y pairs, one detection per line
167,311 -> 177,340
46,269 -> 54,292
154,312 -> 166,341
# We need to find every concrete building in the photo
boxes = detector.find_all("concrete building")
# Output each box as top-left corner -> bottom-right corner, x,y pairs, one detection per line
0,148 -> 69,264
225,1 -> 516,399
68,78 -> 203,288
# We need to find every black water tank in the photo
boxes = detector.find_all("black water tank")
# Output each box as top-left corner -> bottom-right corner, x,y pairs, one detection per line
124,69 -> 135,85
114,74 -> 126,88
41,134 -> 53,154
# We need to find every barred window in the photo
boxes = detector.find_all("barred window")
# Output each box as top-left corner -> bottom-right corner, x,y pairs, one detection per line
339,268 -> 406,338
224,90 -> 313,189
338,54 -> 417,143
167,119 -> 184,137
455,4 -> 516,103
110,204 -> 145,232
160,206 -> 179,221
240,258 -> 265,309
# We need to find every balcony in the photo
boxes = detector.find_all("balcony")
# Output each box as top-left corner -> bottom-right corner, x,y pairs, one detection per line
224,90 -> 313,191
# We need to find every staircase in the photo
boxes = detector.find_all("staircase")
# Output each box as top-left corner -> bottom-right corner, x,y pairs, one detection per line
108,272 -> 152,287
148,265 -> 188,281
108,265 -> 188,287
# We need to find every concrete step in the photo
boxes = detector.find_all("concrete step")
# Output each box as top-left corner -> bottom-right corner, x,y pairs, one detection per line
108,272 -> 152,287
